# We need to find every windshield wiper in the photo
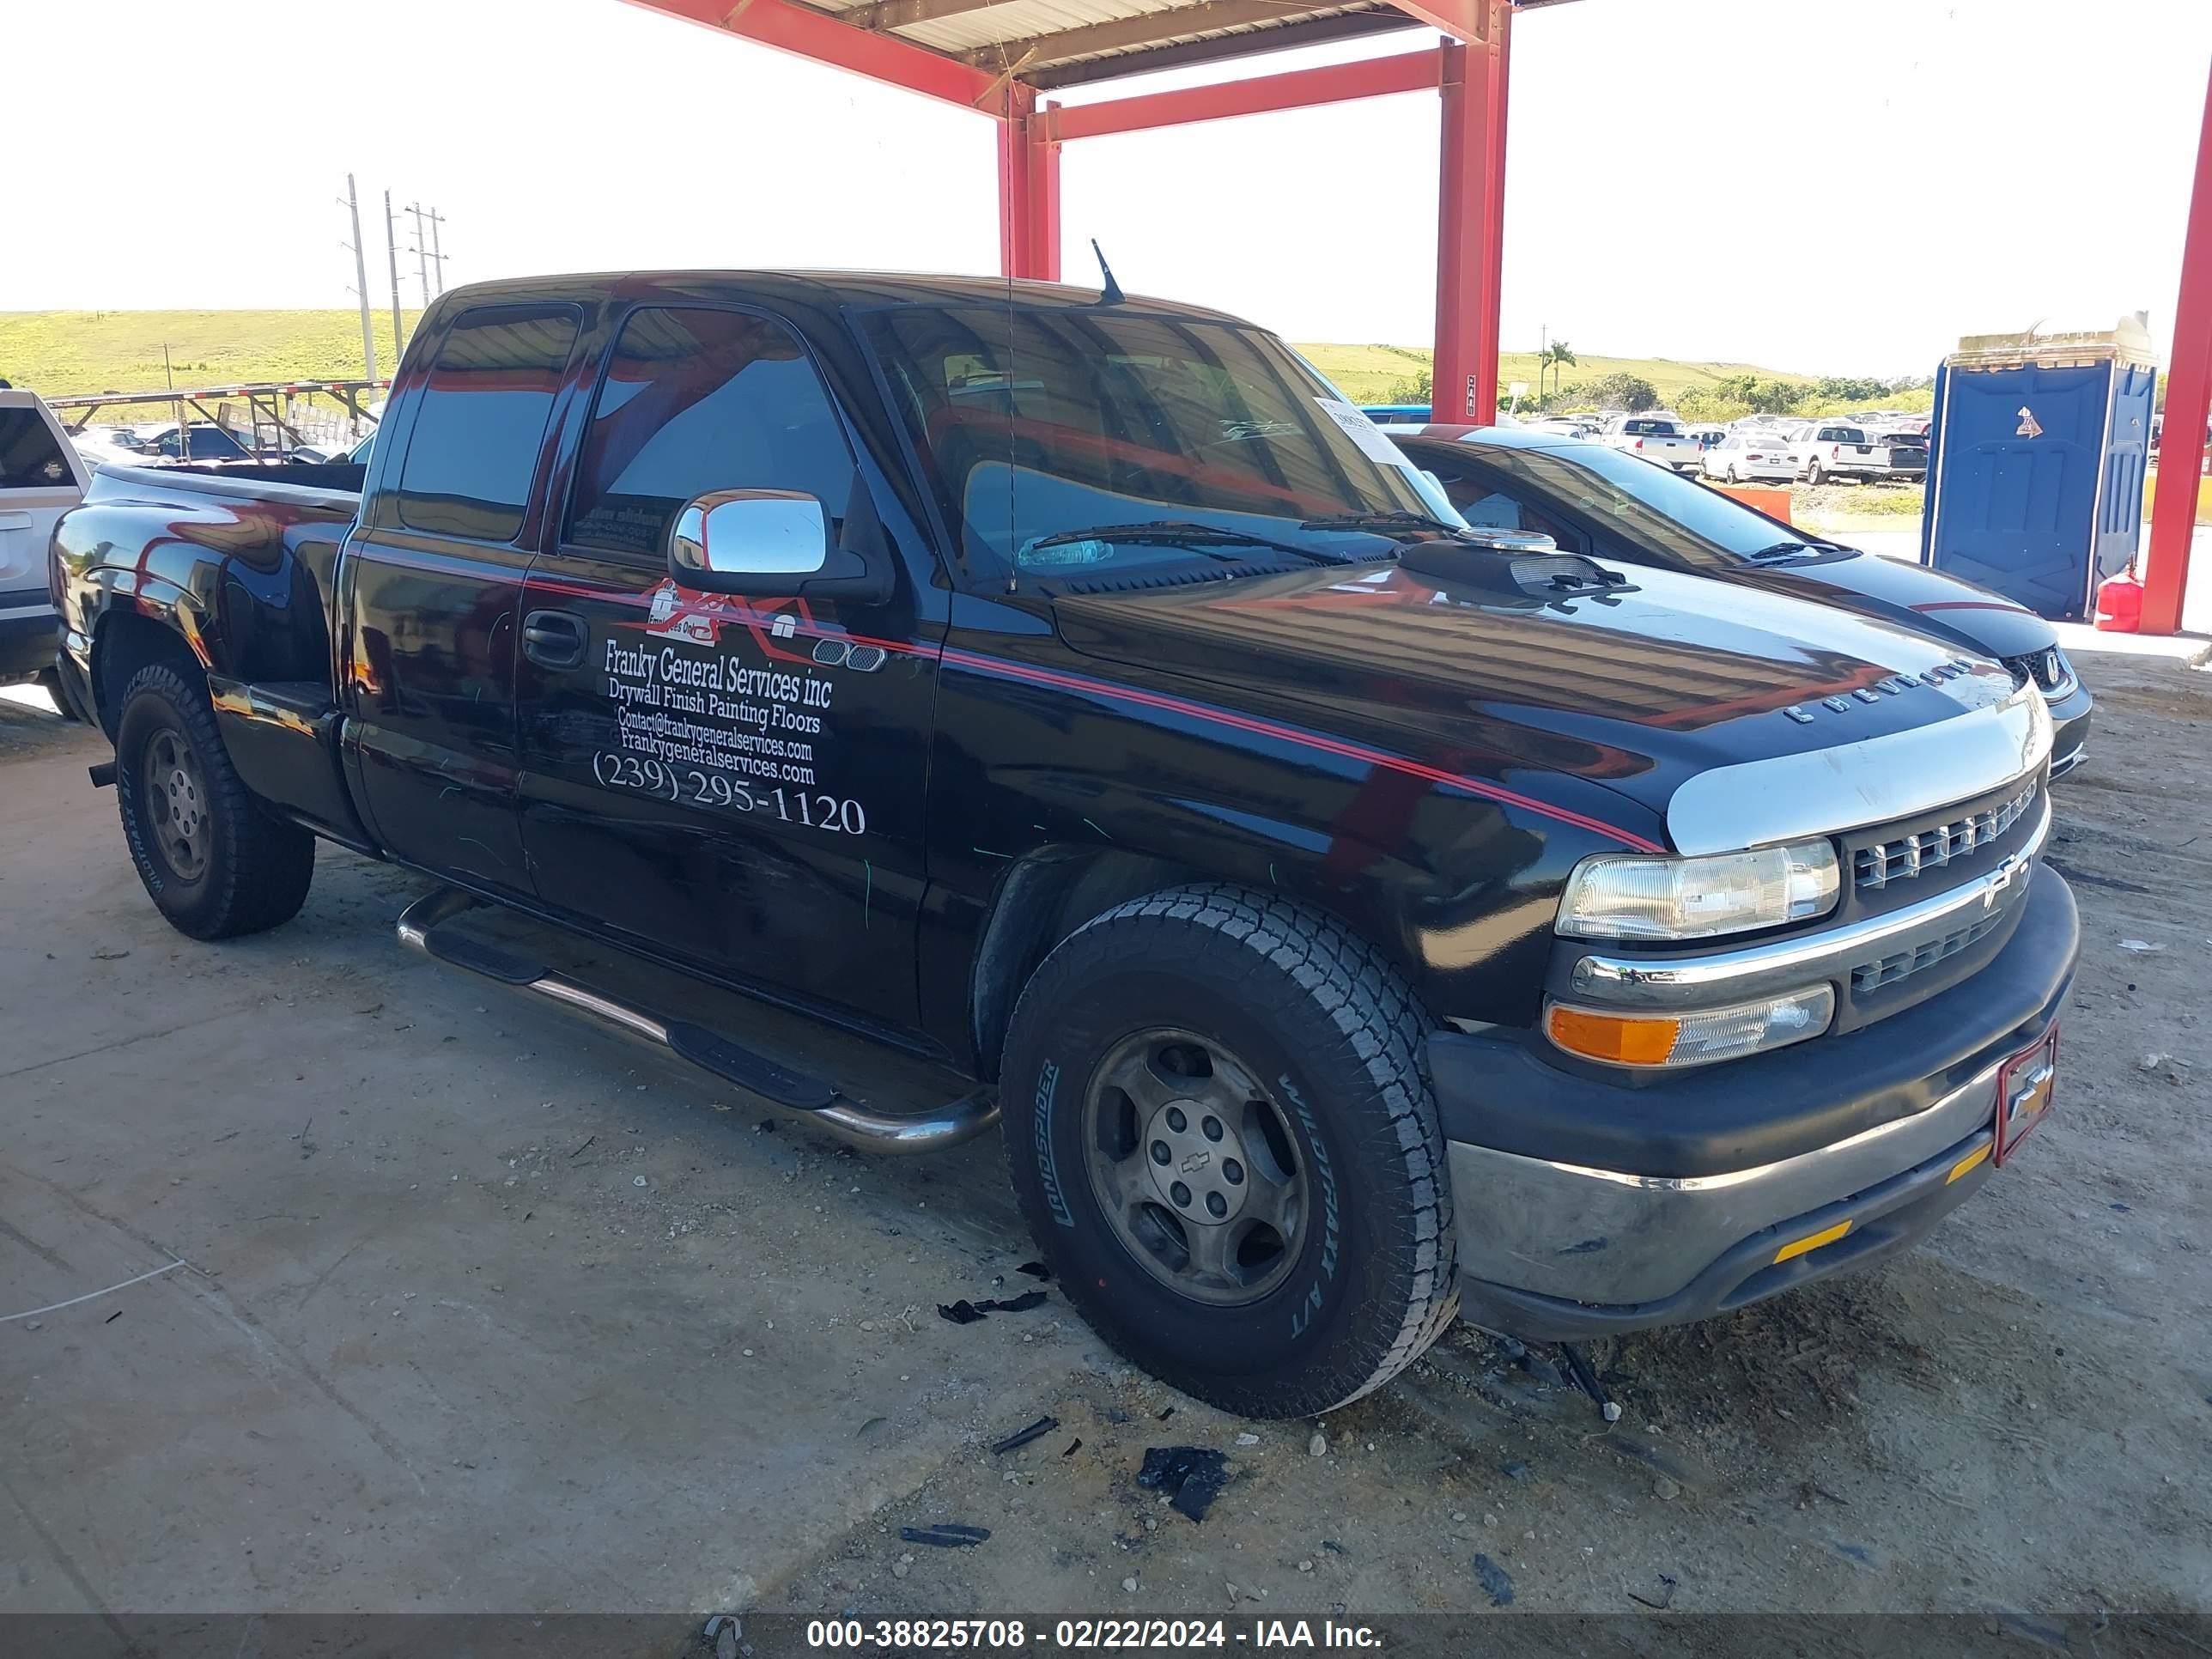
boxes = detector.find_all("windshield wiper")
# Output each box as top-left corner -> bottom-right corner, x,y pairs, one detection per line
1299,510 -> 1468,537
1020,520 -> 1351,565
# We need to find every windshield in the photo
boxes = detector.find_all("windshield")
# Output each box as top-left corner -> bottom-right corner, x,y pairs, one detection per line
1467,438 -> 1840,568
1620,419 -> 1680,437
863,306 -> 1443,580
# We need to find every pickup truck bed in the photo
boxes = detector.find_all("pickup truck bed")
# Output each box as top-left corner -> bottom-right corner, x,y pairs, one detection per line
51,270 -> 2075,1419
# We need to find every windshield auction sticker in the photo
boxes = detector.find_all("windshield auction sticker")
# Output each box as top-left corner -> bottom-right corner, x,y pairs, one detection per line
588,580 -> 868,836
1314,398 -> 1412,466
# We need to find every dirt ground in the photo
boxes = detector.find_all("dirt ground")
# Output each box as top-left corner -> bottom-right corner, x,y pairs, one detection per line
2,643 -> 2208,1650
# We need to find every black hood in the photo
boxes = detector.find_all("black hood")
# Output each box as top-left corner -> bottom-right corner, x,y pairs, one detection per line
1051,559 -> 2019,825
1738,547 -> 2060,661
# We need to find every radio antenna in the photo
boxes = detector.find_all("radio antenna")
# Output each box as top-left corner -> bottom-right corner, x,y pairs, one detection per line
1091,240 -> 1124,305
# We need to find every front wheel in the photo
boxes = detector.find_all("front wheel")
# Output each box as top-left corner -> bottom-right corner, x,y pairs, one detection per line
114,662 -> 316,939
1000,885 -> 1458,1419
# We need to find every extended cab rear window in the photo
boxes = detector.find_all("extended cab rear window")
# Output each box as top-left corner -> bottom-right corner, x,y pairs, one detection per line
0,407 -> 74,489
395,304 -> 580,541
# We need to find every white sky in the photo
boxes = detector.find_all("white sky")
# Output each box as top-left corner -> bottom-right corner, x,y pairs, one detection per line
7,0 -> 2207,374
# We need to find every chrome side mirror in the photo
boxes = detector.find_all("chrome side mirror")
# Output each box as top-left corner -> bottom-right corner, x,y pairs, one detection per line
668,490 -> 829,592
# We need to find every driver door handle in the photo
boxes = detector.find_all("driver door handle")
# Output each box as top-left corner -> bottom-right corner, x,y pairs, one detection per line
522,609 -> 586,668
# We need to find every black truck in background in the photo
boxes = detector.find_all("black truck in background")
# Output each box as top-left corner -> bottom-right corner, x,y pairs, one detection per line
51,272 -> 2076,1418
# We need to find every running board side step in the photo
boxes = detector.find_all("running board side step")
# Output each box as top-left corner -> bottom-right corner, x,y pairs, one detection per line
395,889 -> 999,1154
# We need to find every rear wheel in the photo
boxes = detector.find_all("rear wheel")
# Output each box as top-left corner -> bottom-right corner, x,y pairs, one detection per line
1807,457 -> 1826,484
1000,884 -> 1459,1419
114,662 -> 315,939
1725,464 -> 1741,483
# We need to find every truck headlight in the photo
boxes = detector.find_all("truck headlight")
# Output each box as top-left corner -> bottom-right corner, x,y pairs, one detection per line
1545,986 -> 1836,1068
1558,842 -> 1839,941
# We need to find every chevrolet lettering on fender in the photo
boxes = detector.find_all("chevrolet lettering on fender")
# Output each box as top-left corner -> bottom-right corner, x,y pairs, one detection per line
49,271 -> 2075,1417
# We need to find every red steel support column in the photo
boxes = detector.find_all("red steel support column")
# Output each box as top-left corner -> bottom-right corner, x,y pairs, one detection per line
1432,3 -> 1507,426
1474,2 -> 1510,415
998,88 -> 1062,281
2142,57 -> 2212,635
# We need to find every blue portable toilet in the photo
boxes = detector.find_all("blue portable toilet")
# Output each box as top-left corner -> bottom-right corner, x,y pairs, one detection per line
1921,317 -> 2158,620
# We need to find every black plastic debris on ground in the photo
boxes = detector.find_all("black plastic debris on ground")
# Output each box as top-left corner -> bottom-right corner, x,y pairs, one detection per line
1135,1445 -> 1229,1523
1015,1261 -> 1053,1280
901,1524 -> 990,1549
938,1290 -> 1049,1325
990,1415 -> 1059,1455
1473,1553 -> 1516,1606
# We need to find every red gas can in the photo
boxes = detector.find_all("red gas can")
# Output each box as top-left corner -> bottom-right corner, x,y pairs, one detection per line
2094,574 -> 2144,633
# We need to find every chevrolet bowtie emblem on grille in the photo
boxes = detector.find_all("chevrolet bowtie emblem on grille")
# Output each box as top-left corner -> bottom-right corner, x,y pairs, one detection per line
1984,853 -> 2024,911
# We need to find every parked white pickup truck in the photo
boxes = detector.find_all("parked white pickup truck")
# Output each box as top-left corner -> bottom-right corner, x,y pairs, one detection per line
1790,422 -> 1925,484
0,385 -> 88,709
1601,415 -> 1699,472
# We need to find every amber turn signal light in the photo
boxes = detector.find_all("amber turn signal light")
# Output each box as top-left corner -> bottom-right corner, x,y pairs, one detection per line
1545,1006 -> 1680,1066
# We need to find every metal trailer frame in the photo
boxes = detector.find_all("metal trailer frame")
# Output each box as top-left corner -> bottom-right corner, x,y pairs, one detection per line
43,380 -> 388,459
622,0 -> 1534,427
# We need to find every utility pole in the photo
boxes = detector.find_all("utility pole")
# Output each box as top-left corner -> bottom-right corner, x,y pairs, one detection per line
342,174 -> 377,385
384,190 -> 405,362
1538,322 -> 1548,400
405,203 -> 447,309
428,207 -> 447,296
408,203 -> 430,310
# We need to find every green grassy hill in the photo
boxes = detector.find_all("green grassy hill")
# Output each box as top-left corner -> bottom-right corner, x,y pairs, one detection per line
0,309 -> 417,399
0,307 -> 1824,417
1295,342 -> 1817,407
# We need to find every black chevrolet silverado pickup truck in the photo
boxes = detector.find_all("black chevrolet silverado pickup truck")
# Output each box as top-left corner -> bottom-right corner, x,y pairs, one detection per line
51,272 -> 2077,1419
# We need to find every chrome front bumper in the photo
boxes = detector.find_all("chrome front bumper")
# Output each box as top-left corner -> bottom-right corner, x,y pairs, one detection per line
1449,1051 -> 2001,1311
1434,866 -> 2079,1343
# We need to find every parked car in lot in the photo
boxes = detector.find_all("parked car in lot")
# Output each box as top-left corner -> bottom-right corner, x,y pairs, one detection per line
1872,427 -> 1931,479
0,385 -> 89,710
1389,424 -> 2091,776
1601,414 -> 1700,471
52,272 -> 2076,1417
1699,428 -> 1798,483
1790,421 -> 1925,483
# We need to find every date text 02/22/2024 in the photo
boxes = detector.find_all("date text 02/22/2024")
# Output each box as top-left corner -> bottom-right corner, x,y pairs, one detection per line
799,1617 -> 1385,1649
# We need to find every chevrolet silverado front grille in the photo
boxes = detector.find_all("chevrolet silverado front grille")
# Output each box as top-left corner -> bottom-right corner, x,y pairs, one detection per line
1850,909 -> 2007,994
1853,779 -> 2039,891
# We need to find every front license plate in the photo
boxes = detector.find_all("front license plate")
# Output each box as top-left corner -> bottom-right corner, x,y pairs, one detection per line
1994,1028 -> 2059,1164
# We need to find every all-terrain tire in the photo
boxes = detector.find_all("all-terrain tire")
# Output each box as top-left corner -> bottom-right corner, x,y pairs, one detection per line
1000,884 -> 1459,1419
114,662 -> 315,939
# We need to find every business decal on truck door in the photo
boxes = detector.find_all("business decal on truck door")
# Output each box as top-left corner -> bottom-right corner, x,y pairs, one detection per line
588,580 -> 868,836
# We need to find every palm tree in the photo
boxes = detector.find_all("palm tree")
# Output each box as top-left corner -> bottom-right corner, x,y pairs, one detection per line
1540,340 -> 1577,401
